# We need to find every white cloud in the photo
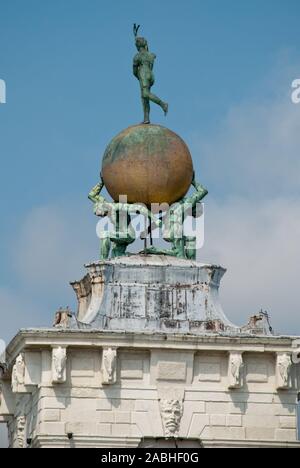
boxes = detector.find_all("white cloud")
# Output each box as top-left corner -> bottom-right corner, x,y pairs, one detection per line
200,196 -> 300,335
195,66 -> 300,335
0,287 -> 40,343
196,86 -> 300,199
0,201 -> 98,343
1,60 -> 299,350
13,202 -> 97,291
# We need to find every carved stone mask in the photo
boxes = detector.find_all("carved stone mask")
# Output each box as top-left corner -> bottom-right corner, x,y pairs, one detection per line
159,400 -> 183,436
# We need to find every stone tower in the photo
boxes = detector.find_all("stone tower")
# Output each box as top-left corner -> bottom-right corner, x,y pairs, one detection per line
0,253 -> 299,448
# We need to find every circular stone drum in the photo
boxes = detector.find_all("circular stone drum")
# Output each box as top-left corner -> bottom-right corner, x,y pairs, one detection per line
101,124 -> 193,206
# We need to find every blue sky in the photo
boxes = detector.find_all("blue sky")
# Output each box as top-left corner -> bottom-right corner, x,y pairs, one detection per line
0,0 -> 300,339
1,0 -> 300,448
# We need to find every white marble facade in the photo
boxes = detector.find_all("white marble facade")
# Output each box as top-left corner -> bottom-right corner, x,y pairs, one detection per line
0,329 -> 299,448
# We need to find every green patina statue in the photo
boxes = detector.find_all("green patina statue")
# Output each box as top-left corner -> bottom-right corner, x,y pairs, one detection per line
87,27 -> 208,261
88,178 -> 160,259
145,174 -> 208,260
133,24 -> 168,124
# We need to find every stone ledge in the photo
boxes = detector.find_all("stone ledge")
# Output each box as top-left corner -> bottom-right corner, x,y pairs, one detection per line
31,435 -> 142,448
4,329 -> 298,367
203,439 -> 300,448
27,434 -> 300,449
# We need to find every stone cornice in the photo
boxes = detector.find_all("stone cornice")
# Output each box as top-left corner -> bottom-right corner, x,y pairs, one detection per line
30,434 -> 300,449
4,328 -> 300,368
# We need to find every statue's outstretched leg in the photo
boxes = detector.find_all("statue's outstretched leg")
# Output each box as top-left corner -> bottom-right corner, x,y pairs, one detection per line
142,97 -> 150,124
163,234 -> 185,259
184,236 -> 197,260
144,245 -> 177,256
142,87 -> 168,117
173,238 -> 185,258
110,229 -> 135,258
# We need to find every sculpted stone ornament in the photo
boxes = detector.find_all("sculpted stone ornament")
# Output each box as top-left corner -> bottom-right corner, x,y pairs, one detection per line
53,307 -> 73,329
133,24 -> 168,124
102,348 -> 117,385
242,310 -> 273,336
159,399 -> 183,438
16,415 -> 26,448
52,347 -> 67,384
11,353 -> 25,393
276,353 -> 292,390
228,352 -> 244,389
291,339 -> 300,364
88,178 -> 160,259
292,349 -> 300,364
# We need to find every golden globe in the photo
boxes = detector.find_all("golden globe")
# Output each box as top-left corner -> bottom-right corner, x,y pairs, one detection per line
102,124 -> 194,207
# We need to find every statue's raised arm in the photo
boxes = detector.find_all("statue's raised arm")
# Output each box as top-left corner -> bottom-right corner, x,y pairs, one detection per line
88,178 -> 105,203
190,175 -> 208,204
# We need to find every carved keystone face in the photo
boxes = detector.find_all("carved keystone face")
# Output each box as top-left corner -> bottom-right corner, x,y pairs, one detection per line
160,400 -> 183,436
